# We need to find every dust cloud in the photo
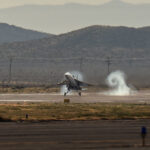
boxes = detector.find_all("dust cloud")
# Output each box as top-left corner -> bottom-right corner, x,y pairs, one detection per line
104,70 -> 136,96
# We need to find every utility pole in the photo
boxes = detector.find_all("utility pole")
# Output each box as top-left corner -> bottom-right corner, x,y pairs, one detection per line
105,57 -> 111,75
79,57 -> 83,72
8,57 -> 12,84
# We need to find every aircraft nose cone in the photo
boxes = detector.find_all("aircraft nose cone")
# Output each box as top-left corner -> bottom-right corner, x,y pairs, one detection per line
65,72 -> 71,76
65,72 -> 73,79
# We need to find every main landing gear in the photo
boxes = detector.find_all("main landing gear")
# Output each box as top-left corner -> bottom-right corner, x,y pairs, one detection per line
64,90 -> 81,96
78,92 -> 81,96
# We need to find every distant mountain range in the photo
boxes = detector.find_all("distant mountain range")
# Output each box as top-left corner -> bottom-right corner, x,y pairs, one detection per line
0,23 -> 53,43
0,25 -> 150,59
0,0 -> 150,33
0,25 -> 149,86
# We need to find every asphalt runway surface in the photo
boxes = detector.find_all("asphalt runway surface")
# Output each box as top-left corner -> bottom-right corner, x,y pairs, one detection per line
0,90 -> 150,150
0,90 -> 150,103
0,120 -> 150,150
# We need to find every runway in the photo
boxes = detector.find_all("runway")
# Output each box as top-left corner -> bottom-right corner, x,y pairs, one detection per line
0,90 -> 150,103
0,120 -> 150,150
0,91 -> 150,150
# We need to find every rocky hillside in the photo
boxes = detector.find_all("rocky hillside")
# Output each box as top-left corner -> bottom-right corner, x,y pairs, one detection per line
0,23 -> 53,44
0,25 -> 149,86
0,25 -> 150,58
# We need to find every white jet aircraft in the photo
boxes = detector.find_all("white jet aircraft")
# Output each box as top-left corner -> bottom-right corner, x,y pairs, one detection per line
58,72 -> 91,96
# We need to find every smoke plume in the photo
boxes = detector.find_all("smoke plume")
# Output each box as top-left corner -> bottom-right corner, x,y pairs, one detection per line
105,70 -> 135,96
70,71 -> 83,81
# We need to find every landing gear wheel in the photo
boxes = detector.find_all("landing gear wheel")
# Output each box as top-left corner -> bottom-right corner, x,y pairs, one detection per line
64,92 -> 67,96
79,92 -> 81,96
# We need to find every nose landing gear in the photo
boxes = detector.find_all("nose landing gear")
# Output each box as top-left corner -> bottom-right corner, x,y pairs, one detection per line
64,89 -> 70,96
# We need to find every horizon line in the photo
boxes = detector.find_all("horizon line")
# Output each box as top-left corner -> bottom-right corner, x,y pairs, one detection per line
0,0 -> 150,10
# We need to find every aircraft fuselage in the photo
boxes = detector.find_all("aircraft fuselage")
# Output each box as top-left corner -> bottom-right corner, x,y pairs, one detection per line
65,72 -> 81,91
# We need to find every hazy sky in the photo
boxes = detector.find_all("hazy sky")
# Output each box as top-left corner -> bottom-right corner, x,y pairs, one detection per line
0,0 -> 150,8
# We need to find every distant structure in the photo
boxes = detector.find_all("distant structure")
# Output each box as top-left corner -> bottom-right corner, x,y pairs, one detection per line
105,57 -> 112,75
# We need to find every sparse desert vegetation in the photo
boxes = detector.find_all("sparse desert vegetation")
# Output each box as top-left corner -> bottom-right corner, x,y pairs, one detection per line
0,86 -> 59,93
0,85 -> 106,93
0,103 -> 150,121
